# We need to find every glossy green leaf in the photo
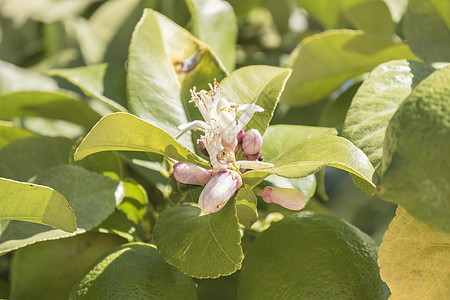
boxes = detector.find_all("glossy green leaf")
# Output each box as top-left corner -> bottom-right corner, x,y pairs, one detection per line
235,188 -> 258,228
403,0 -> 450,62
0,177 -> 76,232
379,65 -> 450,232
243,136 -> 375,193
118,179 -> 148,224
74,112 -> 208,167
0,136 -> 73,182
0,165 -> 122,255
0,60 -> 58,93
281,30 -> 419,106
9,232 -> 125,300
127,8 -> 227,149
47,64 -> 127,111
186,0 -> 237,71
238,211 -> 389,299
261,124 -> 337,162
220,66 -> 292,135
378,206 -> 450,299
0,123 -> 36,149
153,199 -> 242,278
70,243 -> 197,300
342,60 -> 435,172
0,91 -> 101,128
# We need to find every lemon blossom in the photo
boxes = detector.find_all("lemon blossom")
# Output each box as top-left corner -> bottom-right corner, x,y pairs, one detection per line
174,80 -> 272,213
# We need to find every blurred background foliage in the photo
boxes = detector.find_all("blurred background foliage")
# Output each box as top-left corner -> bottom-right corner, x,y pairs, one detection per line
0,0 -> 420,247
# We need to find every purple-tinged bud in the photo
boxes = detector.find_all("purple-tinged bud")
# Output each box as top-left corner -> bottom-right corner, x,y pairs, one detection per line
237,129 -> 245,145
173,162 -> 213,185
255,187 -> 306,211
197,139 -> 209,156
243,150 -> 262,161
242,129 -> 262,157
198,170 -> 242,213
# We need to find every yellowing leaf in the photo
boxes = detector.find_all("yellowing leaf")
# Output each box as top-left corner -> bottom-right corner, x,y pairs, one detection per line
378,206 -> 450,299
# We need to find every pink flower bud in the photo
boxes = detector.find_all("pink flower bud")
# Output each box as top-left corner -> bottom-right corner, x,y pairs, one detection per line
237,129 -> 245,145
197,139 -> 209,156
243,151 -> 262,161
198,170 -> 242,213
173,162 -> 213,185
242,129 -> 262,157
255,187 -> 306,211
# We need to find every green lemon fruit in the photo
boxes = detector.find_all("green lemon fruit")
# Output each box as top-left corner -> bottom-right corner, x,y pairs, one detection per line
238,211 -> 389,299
69,242 -> 197,300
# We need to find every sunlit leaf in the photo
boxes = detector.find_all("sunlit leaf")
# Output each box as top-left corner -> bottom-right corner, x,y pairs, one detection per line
281,30 -> 419,106
0,123 -> 36,150
378,206 -> 450,299
0,177 -> 76,232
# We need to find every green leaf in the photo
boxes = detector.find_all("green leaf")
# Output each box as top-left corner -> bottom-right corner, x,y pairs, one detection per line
75,0 -> 143,65
153,199 -> 243,278
70,243 -> 197,300
127,8 -> 227,149
0,123 -> 36,150
0,60 -> 58,93
74,112 -> 208,167
238,211 -> 389,299
403,0 -> 450,63
281,30 -> 419,106
0,177 -> 76,232
196,273 -> 238,300
118,179 -> 148,225
378,206 -> 450,299
0,165 -> 122,255
378,65 -> 450,232
0,136 -> 73,182
0,90 -> 101,128
47,64 -> 127,112
186,0 -> 237,71
261,124 -> 337,162
342,60 -> 435,172
9,232 -> 125,300
243,136 -> 375,193
235,188 -> 258,228
220,66 -> 292,135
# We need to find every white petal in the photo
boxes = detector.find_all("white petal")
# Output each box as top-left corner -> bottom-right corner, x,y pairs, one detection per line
236,104 -> 264,132
175,120 -> 207,139
236,160 -> 274,170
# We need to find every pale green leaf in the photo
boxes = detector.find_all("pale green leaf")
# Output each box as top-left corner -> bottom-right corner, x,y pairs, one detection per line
0,178 -> 76,232
220,66 -> 292,135
127,9 -> 227,149
342,60 -> 435,172
74,112 -> 208,167
186,0 -> 238,71
378,206 -> 450,299
243,136 -> 375,193
235,188 -> 258,228
281,30 -> 419,106
379,65 -> 450,232
262,124 -> 337,162
47,64 -> 127,112
0,165 -> 122,255
153,199 -> 243,278
10,232 -> 125,300
403,0 -> 450,62
0,91 -> 101,128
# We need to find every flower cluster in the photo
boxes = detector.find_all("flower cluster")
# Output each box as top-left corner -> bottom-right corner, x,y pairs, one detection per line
174,80 -> 305,214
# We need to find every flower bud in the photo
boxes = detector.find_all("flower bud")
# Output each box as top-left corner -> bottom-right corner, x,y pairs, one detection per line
197,139 -> 209,156
242,129 -> 262,157
173,162 -> 213,185
198,170 -> 242,213
237,129 -> 245,145
243,151 -> 262,161
255,187 -> 306,211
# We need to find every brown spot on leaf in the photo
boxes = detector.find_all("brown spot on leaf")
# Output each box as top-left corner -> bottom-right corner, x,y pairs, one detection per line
174,52 -> 200,73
